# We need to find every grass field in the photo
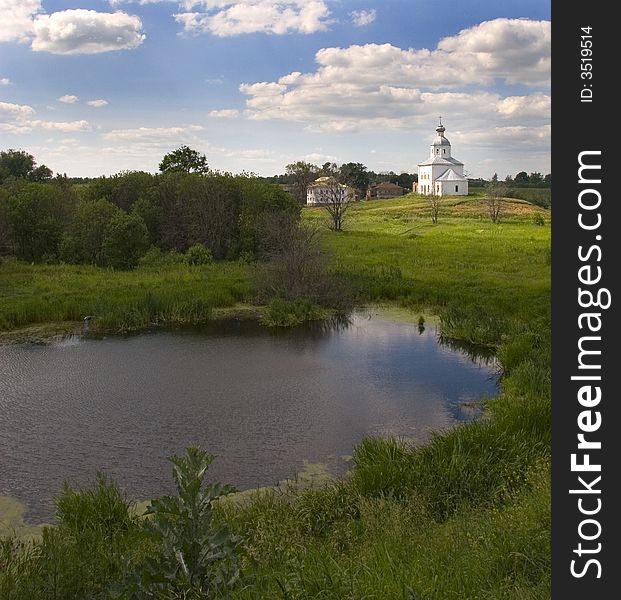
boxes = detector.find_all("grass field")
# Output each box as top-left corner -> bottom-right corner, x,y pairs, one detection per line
0,260 -> 250,337
1,193 -> 551,599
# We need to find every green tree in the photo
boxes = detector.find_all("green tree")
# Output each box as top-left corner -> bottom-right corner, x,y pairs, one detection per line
84,171 -> 155,211
0,149 -> 53,183
28,165 -> 53,182
339,162 -> 369,196
103,211 -> 149,269
159,146 -> 210,175
529,171 -> 543,184
8,183 -> 74,261
64,199 -> 120,265
285,161 -> 319,204
544,173 -> 551,184
514,171 -> 529,184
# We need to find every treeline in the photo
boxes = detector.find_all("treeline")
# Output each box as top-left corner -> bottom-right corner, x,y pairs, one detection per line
263,161 -> 416,204
0,149 -> 299,268
469,171 -> 551,188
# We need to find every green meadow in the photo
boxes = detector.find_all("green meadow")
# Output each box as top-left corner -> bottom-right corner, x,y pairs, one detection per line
0,193 -> 551,599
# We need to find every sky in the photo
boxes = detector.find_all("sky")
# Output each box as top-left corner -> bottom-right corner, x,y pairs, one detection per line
0,0 -> 551,179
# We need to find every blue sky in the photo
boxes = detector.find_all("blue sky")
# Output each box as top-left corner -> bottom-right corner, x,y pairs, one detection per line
1,1 -> 551,178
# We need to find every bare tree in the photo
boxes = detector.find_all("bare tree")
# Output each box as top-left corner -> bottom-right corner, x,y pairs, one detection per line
321,179 -> 353,231
485,180 -> 507,224
427,193 -> 440,224
254,216 -> 352,309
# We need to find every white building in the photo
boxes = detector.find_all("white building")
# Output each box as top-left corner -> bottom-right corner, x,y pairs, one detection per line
307,176 -> 355,205
416,120 -> 468,196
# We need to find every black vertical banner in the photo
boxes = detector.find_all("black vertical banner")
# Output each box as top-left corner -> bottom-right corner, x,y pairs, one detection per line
552,2 -> 618,598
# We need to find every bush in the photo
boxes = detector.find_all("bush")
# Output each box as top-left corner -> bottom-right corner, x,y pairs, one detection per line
137,246 -> 185,268
102,211 -> 150,269
533,213 -> 545,226
261,298 -> 324,327
185,243 -> 213,265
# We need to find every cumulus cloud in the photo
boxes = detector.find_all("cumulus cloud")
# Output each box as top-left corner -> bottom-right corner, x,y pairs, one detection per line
175,1 -> 331,36
32,9 -> 145,54
209,109 -> 240,118
0,0 -> 41,43
30,120 -> 90,132
58,94 -> 79,104
234,18 -> 549,137
1,78 -> 10,85
87,99 -> 109,108
103,125 -> 204,140
350,9 -> 376,27
0,100 -> 90,134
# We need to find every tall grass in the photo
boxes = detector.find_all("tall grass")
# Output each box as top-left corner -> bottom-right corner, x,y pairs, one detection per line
0,259 -> 250,333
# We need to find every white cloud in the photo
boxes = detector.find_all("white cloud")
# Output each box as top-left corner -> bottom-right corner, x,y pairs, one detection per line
209,109 -> 240,118
87,99 -> 109,108
58,94 -> 79,104
1,100 -> 90,134
30,120 -> 90,132
32,9 -> 145,54
0,101 -> 36,122
303,152 -> 338,164
0,78 -> 10,85
103,125 -> 204,140
350,9 -> 375,27
235,19 -> 549,136
0,0 -> 41,43
175,1 -> 331,36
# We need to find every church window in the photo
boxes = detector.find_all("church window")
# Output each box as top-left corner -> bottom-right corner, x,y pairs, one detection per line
455,185 -> 459,192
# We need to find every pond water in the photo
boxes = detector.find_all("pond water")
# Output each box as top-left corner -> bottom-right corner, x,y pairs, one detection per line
0,313 -> 497,522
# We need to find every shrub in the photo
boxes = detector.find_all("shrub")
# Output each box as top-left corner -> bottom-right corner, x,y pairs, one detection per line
533,213 -> 545,226
261,298 -> 324,327
137,246 -> 185,268
185,243 -> 213,265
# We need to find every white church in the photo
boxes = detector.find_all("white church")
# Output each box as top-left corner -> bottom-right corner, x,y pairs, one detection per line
415,119 -> 468,196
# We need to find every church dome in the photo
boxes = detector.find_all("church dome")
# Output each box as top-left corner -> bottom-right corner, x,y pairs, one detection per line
432,120 -> 450,145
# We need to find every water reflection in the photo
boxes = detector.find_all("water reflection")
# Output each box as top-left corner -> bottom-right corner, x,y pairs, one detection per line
0,313 -> 497,522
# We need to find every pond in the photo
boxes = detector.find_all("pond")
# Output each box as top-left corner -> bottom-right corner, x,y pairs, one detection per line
0,312 -> 498,522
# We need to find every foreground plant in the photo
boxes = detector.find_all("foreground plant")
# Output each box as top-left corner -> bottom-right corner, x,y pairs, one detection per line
112,446 -> 240,599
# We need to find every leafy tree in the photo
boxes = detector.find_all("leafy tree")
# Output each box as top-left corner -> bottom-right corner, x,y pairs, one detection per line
529,171 -> 543,184
159,146 -> 210,175
319,162 -> 338,177
8,183 -> 74,261
28,165 -> 53,182
63,199 -> 121,265
514,171 -> 529,184
0,188 -> 12,254
544,173 -> 551,184
84,171 -> 155,211
396,172 -> 415,190
236,176 -> 300,256
0,149 -> 53,183
339,162 -> 369,196
102,211 -> 149,269
285,161 -> 319,204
